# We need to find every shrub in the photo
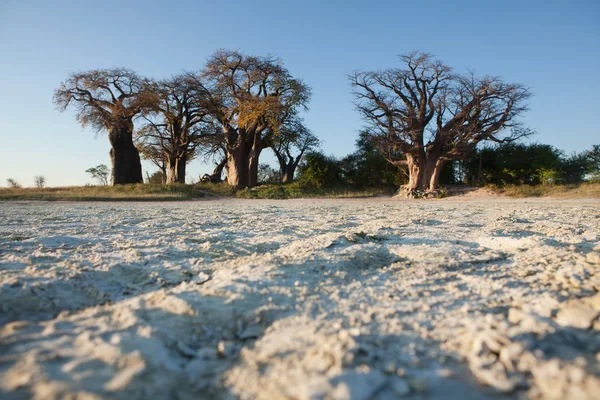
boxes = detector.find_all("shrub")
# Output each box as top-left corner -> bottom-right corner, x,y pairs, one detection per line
297,151 -> 344,188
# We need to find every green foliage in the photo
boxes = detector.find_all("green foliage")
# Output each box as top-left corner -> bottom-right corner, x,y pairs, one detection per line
145,170 -> 165,184
586,145 -> 600,182
439,161 -> 462,185
463,143 -> 591,186
257,164 -> 282,184
341,131 -> 406,188
236,181 -> 390,199
560,153 -> 588,184
297,151 -> 344,188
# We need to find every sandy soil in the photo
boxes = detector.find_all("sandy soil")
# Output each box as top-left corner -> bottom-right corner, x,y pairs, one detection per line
1,198 -> 599,399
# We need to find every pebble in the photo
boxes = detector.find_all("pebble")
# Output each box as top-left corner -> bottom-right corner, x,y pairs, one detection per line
555,305 -> 598,329
217,340 -> 237,358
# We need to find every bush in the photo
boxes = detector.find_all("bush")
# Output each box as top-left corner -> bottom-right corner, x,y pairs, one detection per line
258,164 -> 282,184
297,151 -> 344,188
146,170 -> 165,184
464,143 -> 567,186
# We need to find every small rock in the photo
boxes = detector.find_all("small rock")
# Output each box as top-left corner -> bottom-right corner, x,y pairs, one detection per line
586,252 -> 600,264
508,308 -> 525,324
555,305 -> 598,329
383,362 -> 396,375
217,340 -> 237,358
194,272 -> 211,284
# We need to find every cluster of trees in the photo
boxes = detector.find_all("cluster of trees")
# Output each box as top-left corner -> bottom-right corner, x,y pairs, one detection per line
55,50 -> 317,188
289,139 -> 600,190
285,131 -> 403,189
461,143 -> 600,186
55,50 -> 596,193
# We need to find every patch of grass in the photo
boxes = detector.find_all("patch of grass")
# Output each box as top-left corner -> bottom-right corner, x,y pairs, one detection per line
491,182 -> 600,198
0,182 -> 392,201
0,183 -> 233,201
235,182 -> 393,199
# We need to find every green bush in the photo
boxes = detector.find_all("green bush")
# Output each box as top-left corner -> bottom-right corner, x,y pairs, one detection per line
297,151 -> 344,188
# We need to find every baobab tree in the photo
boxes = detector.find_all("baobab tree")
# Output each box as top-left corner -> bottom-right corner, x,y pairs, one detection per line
201,50 -> 311,188
54,68 -> 154,184
270,118 -> 320,182
137,75 -> 215,184
350,52 -> 532,195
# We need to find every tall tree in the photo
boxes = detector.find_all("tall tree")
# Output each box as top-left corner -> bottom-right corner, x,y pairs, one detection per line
270,119 -> 320,183
350,52 -> 531,195
200,50 -> 311,188
137,75 -> 214,184
54,68 -> 153,184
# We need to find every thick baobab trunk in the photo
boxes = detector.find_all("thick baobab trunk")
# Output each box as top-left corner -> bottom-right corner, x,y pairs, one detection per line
248,149 -> 262,188
282,164 -> 296,183
404,153 -> 445,194
166,154 -> 187,184
176,155 -> 186,184
247,135 -> 264,188
108,120 -> 143,185
166,155 -> 177,184
427,158 -> 446,191
226,146 -> 249,188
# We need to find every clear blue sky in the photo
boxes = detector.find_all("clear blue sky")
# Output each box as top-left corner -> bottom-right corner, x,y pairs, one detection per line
1,0 -> 598,187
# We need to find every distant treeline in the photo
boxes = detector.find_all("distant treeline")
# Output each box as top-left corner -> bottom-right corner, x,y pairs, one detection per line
274,133 -> 600,189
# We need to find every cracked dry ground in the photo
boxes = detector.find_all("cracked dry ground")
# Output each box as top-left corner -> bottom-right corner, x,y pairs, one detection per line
0,198 -> 599,400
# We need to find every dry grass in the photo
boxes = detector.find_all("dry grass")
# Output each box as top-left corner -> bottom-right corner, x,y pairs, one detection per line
0,183 -> 235,201
492,182 -> 600,198
0,183 -> 389,201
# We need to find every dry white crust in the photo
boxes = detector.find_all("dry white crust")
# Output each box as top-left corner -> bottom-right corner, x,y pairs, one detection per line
0,198 -> 599,399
